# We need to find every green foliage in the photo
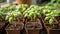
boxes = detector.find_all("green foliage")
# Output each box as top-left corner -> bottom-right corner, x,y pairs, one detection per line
0,4 -> 60,25
23,5 -> 41,19
5,10 -> 22,23
17,4 -> 28,12
7,5 -> 16,11
46,0 -> 60,9
0,12 -> 3,19
44,9 -> 60,25
49,17 -> 54,25
0,5 -> 16,20
0,5 -> 16,13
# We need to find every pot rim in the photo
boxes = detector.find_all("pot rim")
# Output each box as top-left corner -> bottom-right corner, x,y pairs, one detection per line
5,24 -> 24,30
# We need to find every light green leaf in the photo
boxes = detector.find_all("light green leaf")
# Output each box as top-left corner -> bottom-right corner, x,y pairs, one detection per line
49,18 -> 54,25
45,17 -> 50,20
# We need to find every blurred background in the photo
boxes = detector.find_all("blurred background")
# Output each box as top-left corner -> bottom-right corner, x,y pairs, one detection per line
0,0 -> 50,5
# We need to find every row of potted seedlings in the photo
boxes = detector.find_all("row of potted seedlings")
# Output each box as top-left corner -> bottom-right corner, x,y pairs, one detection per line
5,4 -> 28,34
23,5 -> 42,34
0,4 -> 60,34
5,5 -> 43,34
0,5 -> 16,34
0,5 -> 16,29
43,0 -> 60,34
40,5 -> 60,34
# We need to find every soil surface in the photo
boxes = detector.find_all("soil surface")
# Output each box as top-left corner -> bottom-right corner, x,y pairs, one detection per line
6,24 -> 24,30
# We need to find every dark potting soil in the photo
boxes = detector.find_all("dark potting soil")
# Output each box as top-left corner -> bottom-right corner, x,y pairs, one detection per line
6,24 -> 23,30
26,18 -> 40,22
46,24 -> 60,29
26,22 -> 42,29
0,21 -> 9,34
0,29 -> 6,34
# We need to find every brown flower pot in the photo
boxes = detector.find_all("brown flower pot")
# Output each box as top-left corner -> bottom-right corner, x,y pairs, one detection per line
47,28 -> 60,34
16,0 -> 34,5
43,18 -> 60,34
44,23 -> 60,34
0,19 -> 5,29
25,18 -> 42,34
6,30 -> 20,34
55,16 -> 60,23
5,17 -> 24,34
5,23 -> 24,34
26,29 -> 41,34
42,15 -> 60,34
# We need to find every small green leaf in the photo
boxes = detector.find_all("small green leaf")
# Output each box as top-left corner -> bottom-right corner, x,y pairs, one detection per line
45,14 -> 50,16
49,18 -> 54,25
24,13 -> 28,17
45,17 -> 50,20
5,16 -> 9,20
0,14 -> 2,19
9,17 -> 14,23
34,14 -> 36,19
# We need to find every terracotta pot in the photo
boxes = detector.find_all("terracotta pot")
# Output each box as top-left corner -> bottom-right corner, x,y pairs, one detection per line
25,23 -> 42,34
25,18 -> 42,34
47,28 -> 60,34
5,24 -> 24,34
42,16 -> 60,34
26,29 -> 41,34
6,30 -> 20,34
44,24 -> 60,34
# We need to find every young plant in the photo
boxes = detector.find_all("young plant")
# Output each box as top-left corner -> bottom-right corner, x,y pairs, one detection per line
0,7 -> 8,13
5,10 -> 22,24
23,5 -> 41,19
7,5 -> 16,11
17,4 -> 28,13
46,0 -> 56,6
44,10 -> 60,25
0,5 -> 16,13
46,0 -> 60,9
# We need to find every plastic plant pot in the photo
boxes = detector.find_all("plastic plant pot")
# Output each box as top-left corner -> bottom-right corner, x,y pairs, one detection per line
25,18 -> 42,34
44,23 -> 60,34
42,16 -> 60,34
5,23 -> 24,34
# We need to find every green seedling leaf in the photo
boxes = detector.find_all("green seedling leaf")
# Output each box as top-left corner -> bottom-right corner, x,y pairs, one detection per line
5,16 -> 9,20
0,14 -> 3,19
45,17 -> 50,20
49,18 -> 54,25
34,14 -> 36,19
9,17 -> 14,23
